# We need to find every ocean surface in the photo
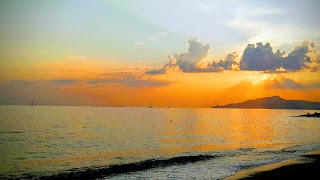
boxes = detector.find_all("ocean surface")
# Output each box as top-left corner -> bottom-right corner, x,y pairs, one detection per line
0,105 -> 320,179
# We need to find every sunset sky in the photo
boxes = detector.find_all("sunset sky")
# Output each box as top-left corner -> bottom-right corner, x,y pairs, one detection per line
1,0 -> 320,107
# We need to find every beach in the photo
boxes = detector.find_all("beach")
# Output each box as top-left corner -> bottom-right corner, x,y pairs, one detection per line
226,151 -> 320,180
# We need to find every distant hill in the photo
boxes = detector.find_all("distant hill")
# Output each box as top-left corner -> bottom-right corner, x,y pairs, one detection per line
213,96 -> 320,110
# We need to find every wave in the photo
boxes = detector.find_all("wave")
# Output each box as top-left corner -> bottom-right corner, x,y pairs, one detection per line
236,147 -> 256,152
20,155 -> 216,180
0,131 -> 24,134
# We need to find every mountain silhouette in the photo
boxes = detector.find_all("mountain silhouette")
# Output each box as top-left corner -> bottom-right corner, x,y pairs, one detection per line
213,96 -> 320,110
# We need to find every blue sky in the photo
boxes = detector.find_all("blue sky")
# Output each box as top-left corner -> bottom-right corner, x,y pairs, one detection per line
1,0 -> 320,67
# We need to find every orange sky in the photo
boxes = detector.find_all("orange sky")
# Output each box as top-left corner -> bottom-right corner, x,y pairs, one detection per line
1,55 -> 319,107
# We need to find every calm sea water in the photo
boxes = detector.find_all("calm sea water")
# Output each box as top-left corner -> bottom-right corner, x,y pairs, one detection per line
0,105 -> 320,179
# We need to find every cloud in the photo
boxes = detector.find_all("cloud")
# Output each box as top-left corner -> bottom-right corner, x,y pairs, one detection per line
239,41 -> 319,72
146,56 -> 179,75
147,32 -> 168,41
9,70 -> 173,88
263,76 -> 305,89
147,38 -> 240,74
100,71 -> 143,80
311,66 -> 319,72
9,78 -> 172,87
50,79 -> 77,85
9,79 -> 77,86
134,32 -> 168,47
9,80 -> 35,86
308,82 -> 320,89
174,38 -> 210,72
207,52 -> 239,72
228,6 -> 318,45
147,38 -> 320,74
96,71 -> 173,86
282,41 -> 311,71
240,42 -> 284,71
235,75 -> 306,89
86,78 -> 172,87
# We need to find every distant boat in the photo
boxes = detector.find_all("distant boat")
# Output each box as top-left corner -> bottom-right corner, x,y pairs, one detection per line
31,102 -> 34,106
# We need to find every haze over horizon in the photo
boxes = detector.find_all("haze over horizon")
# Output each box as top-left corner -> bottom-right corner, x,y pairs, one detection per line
1,0 -> 320,107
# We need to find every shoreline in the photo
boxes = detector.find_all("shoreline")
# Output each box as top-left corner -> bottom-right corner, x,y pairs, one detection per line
225,150 -> 320,180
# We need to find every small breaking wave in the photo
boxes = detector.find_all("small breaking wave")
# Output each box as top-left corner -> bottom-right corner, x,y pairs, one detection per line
19,155 -> 217,180
236,147 -> 256,152
0,131 -> 24,134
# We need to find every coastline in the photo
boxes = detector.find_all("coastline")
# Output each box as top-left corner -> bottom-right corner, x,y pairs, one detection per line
225,151 -> 320,180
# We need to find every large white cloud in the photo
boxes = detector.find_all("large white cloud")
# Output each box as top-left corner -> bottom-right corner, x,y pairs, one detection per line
174,38 -> 210,72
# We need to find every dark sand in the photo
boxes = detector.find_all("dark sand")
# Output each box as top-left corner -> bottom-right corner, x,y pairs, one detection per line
225,151 -> 320,180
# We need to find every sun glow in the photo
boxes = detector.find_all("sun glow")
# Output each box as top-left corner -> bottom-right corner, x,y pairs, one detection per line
248,74 -> 275,85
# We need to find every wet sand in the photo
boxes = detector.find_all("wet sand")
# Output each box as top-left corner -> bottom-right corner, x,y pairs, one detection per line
225,151 -> 320,180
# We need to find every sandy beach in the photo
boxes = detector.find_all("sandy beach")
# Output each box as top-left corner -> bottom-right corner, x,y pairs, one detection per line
226,151 -> 320,180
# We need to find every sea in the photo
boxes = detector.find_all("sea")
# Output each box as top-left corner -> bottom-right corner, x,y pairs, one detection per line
0,105 -> 320,179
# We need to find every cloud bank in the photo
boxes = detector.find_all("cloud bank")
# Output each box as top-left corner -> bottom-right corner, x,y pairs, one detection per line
147,38 -> 320,74
9,71 -> 173,88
